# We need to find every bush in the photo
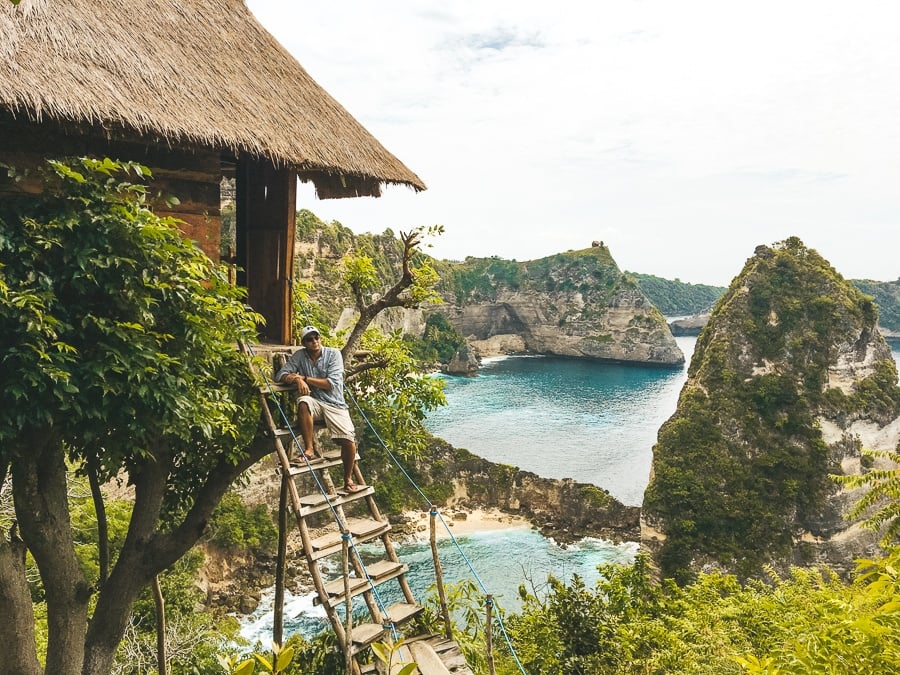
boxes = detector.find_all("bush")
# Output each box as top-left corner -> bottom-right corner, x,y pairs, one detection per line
207,492 -> 277,554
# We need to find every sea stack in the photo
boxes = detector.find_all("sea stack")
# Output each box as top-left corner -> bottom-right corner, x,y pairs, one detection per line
642,237 -> 900,582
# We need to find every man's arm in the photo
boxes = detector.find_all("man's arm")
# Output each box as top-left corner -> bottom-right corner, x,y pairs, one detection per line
274,352 -> 300,382
317,348 -> 344,393
275,352 -> 311,394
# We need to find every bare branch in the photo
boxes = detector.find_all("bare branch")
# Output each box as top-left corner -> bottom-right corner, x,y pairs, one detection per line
345,359 -> 390,380
341,229 -> 422,366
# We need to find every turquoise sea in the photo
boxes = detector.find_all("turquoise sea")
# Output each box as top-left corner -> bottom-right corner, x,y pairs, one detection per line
240,528 -> 637,642
241,337 -> 900,642
427,338 -> 900,507
425,336 -> 698,506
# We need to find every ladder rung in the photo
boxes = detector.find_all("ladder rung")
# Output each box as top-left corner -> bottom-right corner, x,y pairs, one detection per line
383,601 -> 423,625
322,575 -> 371,598
286,450 -> 346,475
366,559 -> 403,580
309,518 -> 391,560
260,382 -> 294,393
317,562 -> 408,606
346,607 -> 424,656
298,485 -> 374,518
349,622 -> 387,649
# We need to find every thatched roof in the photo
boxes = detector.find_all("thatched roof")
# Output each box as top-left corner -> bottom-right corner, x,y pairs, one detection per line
0,0 -> 425,198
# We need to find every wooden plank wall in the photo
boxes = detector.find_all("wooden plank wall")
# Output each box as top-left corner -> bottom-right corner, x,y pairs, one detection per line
0,117 -> 222,261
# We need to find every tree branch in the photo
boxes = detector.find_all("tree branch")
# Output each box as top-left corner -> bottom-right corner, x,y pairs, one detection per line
345,359 -> 390,380
342,229 -> 421,366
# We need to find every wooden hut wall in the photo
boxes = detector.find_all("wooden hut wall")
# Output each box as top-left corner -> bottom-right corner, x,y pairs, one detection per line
0,117 -> 223,261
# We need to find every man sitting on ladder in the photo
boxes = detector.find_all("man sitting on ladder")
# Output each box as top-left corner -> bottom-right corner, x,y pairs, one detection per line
275,325 -> 363,493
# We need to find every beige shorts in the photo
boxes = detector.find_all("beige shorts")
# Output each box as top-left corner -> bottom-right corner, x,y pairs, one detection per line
298,396 -> 356,443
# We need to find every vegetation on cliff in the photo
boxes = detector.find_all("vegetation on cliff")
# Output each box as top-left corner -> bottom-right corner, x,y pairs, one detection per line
852,278 -> 900,333
643,237 -> 900,582
627,272 -> 725,316
443,246 -> 632,311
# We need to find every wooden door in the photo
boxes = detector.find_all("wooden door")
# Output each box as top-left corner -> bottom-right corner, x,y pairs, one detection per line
235,157 -> 296,344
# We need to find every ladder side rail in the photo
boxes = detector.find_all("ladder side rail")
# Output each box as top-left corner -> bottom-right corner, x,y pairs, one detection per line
356,473 -> 417,607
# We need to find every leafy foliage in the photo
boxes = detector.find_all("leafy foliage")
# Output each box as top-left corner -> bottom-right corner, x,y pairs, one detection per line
404,312 -> 467,365
627,272 -> 726,316
206,491 -> 278,554
835,447 -> 900,546
0,157 -> 266,673
478,550 -> 900,675
344,328 -> 447,457
0,156 -> 261,478
852,278 -> 900,333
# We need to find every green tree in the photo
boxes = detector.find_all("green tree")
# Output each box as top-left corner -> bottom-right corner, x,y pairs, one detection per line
0,158 -> 274,675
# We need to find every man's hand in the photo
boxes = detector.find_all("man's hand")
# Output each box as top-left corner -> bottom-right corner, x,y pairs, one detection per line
287,373 -> 311,396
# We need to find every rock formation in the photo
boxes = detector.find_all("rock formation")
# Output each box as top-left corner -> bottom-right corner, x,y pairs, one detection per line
668,313 -> 710,336
413,436 -> 641,543
642,238 -> 900,582
446,342 -> 479,375
436,248 -> 684,365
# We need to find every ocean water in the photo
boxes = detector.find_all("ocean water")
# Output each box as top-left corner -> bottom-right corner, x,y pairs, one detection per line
427,338 -> 900,506
425,337 -> 697,506
240,527 -> 638,643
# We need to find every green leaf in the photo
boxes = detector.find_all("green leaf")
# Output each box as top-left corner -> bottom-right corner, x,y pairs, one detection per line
371,642 -> 390,663
274,645 -> 294,672
396,664 -> 418,675
252,653 -> 273,671
233,659 -> 256,675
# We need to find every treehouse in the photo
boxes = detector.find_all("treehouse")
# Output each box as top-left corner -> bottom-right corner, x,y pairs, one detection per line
0,0 -> 424,344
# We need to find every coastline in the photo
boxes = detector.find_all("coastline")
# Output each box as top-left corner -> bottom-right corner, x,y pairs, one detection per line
402,506 -> 534,540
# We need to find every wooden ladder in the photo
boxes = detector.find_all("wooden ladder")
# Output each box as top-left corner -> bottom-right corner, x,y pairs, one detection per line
250,349 -> 473,675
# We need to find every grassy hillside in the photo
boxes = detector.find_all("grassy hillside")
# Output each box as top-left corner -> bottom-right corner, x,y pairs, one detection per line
627,272 -> 725,316
852,278 -> 900,333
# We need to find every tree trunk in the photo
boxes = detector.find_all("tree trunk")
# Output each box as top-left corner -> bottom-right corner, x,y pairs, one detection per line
82,440 -> 269,675
86,457 -> 109,585
0,532 -> 42,675
12,435 -> 90,675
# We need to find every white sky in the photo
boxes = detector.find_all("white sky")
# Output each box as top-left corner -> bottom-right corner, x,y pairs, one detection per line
246,1 -> 900,286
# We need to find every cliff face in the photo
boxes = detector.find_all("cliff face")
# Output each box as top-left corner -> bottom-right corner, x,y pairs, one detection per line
642,238 -> 900,582
437,247 -> 684,365
413,436 -> 641,543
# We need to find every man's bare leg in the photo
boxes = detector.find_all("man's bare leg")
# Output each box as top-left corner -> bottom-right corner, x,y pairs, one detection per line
298,402 -> 316,459
338,438 -> 361,492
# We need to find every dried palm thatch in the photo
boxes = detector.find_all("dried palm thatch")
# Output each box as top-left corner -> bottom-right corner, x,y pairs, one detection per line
0,0 -> 425,198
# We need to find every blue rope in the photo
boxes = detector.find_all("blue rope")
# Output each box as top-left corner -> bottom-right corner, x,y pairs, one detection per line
346,389 -> 529,674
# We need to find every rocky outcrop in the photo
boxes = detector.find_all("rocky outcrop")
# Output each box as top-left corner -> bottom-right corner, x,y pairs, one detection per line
436,248 -> 684,366
668,313 -> 710,336
413,436 -> 641,543
642,238 -> 900,582
446,342 -> 479,375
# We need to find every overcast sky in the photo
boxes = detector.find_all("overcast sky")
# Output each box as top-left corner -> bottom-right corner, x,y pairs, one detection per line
246,1 -> 900,286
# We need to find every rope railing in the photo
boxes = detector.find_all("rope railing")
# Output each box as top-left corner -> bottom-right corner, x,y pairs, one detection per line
347,390 -> 529,674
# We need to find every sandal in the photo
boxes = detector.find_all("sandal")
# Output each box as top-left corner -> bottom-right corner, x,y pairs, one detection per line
343,482 -> 364,494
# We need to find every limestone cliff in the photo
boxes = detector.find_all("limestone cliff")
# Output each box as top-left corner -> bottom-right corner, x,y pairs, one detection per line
435,247 -> 684,365
411,436 -> 641,543
642,238 -> 900,582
